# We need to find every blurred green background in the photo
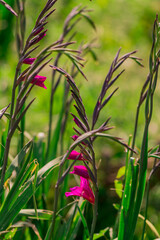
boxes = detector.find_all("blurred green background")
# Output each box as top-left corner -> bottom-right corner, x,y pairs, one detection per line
1,0 -> 160,238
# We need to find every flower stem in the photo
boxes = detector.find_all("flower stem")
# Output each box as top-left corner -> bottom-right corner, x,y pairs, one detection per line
90,187 -> 98,239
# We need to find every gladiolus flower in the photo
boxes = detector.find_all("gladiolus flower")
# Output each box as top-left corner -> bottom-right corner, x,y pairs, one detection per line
31,75 -> 47,89
21,75 -> 47,89
23,58 -> 36,65
67,150 -> 84,160
65,177 -> 95,204
70,165 -> 90,179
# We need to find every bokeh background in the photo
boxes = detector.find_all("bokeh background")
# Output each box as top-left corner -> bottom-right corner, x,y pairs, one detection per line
1,0 -> 160,239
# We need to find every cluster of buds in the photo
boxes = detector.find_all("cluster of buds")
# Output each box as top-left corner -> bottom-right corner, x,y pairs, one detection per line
65,152 -> 95,204
20,16 -> 49,89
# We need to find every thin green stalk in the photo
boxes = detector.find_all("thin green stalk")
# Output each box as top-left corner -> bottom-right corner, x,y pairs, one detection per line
141,156 -> 160,239
90,188 -> 98,240
46,158 -> 65,240
141,179 -> 150,240
129,118 -> 149,239
0,135 -> 11,192
90,150 -> 98,239
131,105 -> 140,157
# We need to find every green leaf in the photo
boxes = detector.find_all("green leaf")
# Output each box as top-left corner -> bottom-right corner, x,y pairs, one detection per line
148,145 -> 159,155
0,157 -> 61,231
4,228 -> 17,239
4,140 -> 32,182
0,160 -> 37,214
69,200 -> 86,240
54,203 -> 77,240
87,227 -> 109,240
117,158 -> 138,239
116,166 -> 125,179
77,203 -> 90,239
0,128 -> 7,167
19,209 -> 53,220
114,179 -> 123,198
148,154 -> 160,160
113,203 -> 120,210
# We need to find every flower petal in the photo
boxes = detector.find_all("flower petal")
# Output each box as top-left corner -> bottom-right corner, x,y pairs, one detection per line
65,177 -> 95,204
31,75 -> 47,89
80,177 -> 95,204
70,165 -> 89,179
67,150 -> 84,160
65,186 -> 82,197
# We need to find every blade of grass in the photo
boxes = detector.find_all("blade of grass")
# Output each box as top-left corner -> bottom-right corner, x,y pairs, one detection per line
19,209 -> 53,220
77,203 -> 90,239
0,157 -> 61,230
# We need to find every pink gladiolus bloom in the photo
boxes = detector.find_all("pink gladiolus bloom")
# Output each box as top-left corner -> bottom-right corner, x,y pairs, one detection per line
31,75 -> 47,89
70,165 -> 89,179
65,177 -> 95,204
68,150 -> 84,160
21,75 -> 47,89
23,58 -> 36,65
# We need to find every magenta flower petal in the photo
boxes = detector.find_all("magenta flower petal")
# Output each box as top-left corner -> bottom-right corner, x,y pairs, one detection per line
65,186 -> 82,198
31,75 -> 47,89
70,165 -> 90,179
23,58 -> 36,65
67,150 -> 84,160
33,81 -> 47,89
32,75 -> 47,82
80,177 -> 95,204
65,177 -> 95,204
